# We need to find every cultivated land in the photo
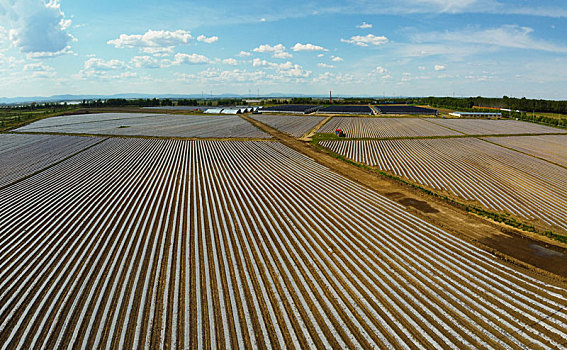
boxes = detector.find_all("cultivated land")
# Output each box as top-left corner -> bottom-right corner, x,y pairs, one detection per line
1,111 -> 567,349
425,118 -> 567,135
318,117 -> 461,138
321,138 -> 567,232
16,113 -> 271,139
249,114 -> 326,137
483,134 -> 567,168
0,133 -> 105,188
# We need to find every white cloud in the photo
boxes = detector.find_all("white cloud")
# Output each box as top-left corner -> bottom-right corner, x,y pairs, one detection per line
2,0 -> 74,54
237,51 -> 251,57
253,43 -> 293,59
317,54 -> 324,58
170,53 -> 210,65
253,43 -> 286,54
24,62 -> 53,72
357,22 -> 373,29
331,56 -> 343,62
260,18 -> 266,22
414,25 -> 567,53
341,34 -> 389,47
84,58 -> 128,70
222,58 -> 238,65
273,51 -> 293,59
317,63 -> 335,68
251,58 -> 311,78
418,66 -> 427,70
197,35 -> 219,44
23,62 -> 55,78
292,43 -> 328,52
375,66 -> 388,74
107,30 -> 193,54
434,64 -> 446,71
25,45 -> 73,59
131,56 -> 160,69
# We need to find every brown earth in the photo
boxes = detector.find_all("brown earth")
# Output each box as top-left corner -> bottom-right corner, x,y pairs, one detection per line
242,114 -> 567,282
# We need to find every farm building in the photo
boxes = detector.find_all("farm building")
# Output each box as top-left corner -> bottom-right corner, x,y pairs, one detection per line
375,105 -> 438,115
204,108 -> 224,114
261,105 -> 320,114
449,111 -> 502,118
317,105 -> 374,115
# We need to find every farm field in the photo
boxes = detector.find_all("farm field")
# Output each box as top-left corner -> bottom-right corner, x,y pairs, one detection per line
318,117 -> 461,138
483,135 -> 567,167
321,138 -> 567,232
249,114 -> 326,137
1,138 -> 566,349
0,133 -> 104,188
426,118 -> 567,135
16,113 -> 271,139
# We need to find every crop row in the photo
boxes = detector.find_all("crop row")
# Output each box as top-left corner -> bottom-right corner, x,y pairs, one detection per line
483,134 -> 567,167
318,117 -> 461,138
249,114 -> 326,137
17,113 -> 271,139
321,138 -> 567,231
0,134 -> 104,188
426,118 -> 567,135
0,139 -> 566,349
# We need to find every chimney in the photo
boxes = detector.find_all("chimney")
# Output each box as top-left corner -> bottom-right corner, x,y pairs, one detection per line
330,90 -> 332,103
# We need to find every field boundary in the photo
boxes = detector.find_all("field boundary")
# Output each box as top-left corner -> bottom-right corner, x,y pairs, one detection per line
0,137 -> 109,191
243,114 -> 567,279
7,130 -> 276,142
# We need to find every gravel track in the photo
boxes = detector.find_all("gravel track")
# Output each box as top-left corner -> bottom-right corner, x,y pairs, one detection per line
249,115 -> 326,137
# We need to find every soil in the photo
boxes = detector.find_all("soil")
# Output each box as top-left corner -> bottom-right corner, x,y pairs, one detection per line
242,114 -> 567,281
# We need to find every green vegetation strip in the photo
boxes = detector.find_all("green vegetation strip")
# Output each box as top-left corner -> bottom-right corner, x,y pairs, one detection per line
0,107 -> 79,132
311,138 -> 567,244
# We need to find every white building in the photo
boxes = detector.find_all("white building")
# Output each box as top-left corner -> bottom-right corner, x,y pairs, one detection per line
449,111 -> 502,118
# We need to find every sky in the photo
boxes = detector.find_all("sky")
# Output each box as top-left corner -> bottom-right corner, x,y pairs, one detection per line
0,0 -> 566,99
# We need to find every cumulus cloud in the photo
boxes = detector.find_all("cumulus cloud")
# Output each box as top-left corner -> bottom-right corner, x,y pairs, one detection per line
2,0 -> 74,54
251,58 -> 311,78
341,34 -> 389,47
131,55 -> 160,69
84,58 -> 128,70
357,22 -> 373,29
253,43 -> 292,59
253,43 -> 286,54
375,66 -> 388,74
292,43 -> 328,52
107,30 -> 193,54
222,58 -> 238,65
197,35 -> 218,44
23,62 -> 55,77
317,63 -> 335,68
237,51 -> 251,57
434,64 -> 446,71
331,56 -> 343,62
160,53 -> 210,67
273,51 -> 293,59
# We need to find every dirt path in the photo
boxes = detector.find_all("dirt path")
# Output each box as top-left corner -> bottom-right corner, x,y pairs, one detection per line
242,115 -> 567,280
299,116 -> 332,141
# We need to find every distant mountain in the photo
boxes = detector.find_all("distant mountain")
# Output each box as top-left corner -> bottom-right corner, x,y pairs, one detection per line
0,92 -> 381,105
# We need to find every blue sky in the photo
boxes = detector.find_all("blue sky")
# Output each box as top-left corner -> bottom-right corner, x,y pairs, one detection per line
0,0 -> 566,98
